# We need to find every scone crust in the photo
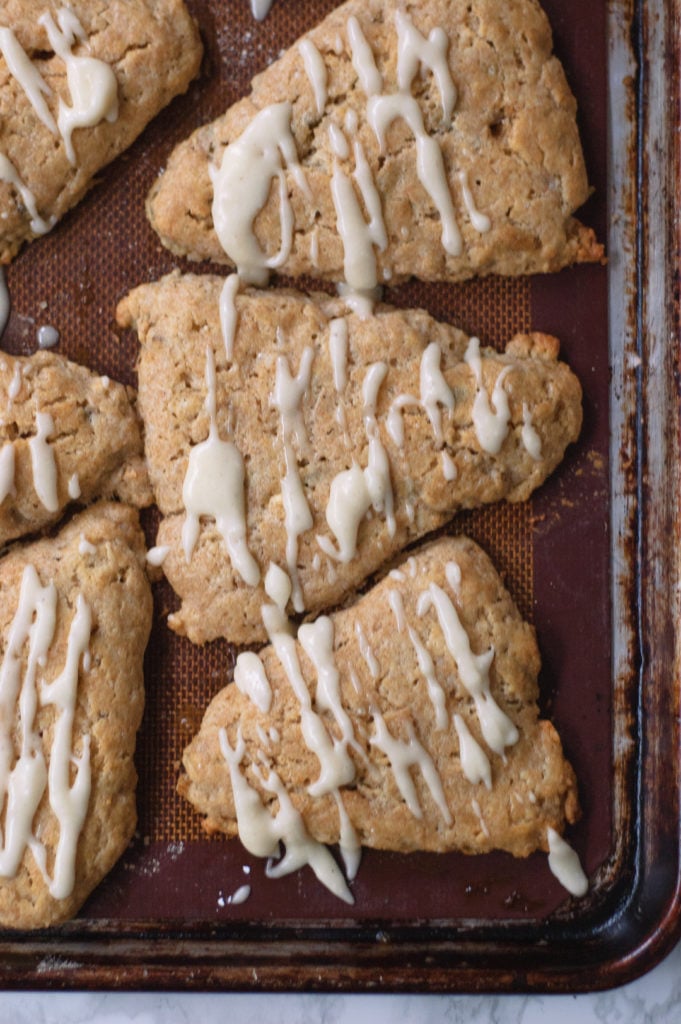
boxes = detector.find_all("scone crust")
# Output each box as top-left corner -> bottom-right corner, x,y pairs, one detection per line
147,0 -> 602,282
0,502 -> 152,929
0,0 -> 202,262
179,536 -> 580,859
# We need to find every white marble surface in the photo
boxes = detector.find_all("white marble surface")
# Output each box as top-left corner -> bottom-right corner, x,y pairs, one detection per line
0,936 -> 679,1023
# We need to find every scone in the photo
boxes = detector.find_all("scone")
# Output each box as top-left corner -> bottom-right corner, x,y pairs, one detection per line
0,350 -> 151,548
118,272 -> 582,646
0,0 -> 202,262
0,502 -> 152,928
179,536 -> 582,903
147,0 -> 603,288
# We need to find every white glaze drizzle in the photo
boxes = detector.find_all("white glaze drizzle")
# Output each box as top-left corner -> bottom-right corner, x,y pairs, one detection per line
420,342 -> 455,444
227,883 -> 251,905
344,108 -> 358,135
0,443 -> 15,504
210,102 -> 309,285
299,38 -> 328,116
273,347 -> 314,452
429,583 -> 519,755
309,225 -> 320,267
394,9 -> 456,122
346,16 -> 382,97
330,138 -> 387,293
38,9 -> 119,166
219,728 -> 353,903
334,789 -> 361,880
368,92 -> 461,257
329,122 -> 350,160
386,393 -> 419,447
0,566 -> 54,880
219,274 -> 241,363
145,544 -> 170,567
298,617 -> 349,728
441,450 -> 457,479
234,651 -> 272,713
298,613 -> 362,831
370,710 -> 451,824
387,588 -> 406,633
547,827 -> 589,897
272,349 -> 315,612
336,282 -> 381,319
250,0 -> 275,21
458,170 -> 491,233
522,401 -> 542,460
0,27 -> 57,132
453,713 -> 492,789
0,153 -> 55,235
67,473 -> 80,500
361,361 -> 395,532
264,561 -> 292,612
317,362 -> 394,563
0,566 -> 91,899
416,591 -> 432,618
387,344 -> 458,482
445,560 -> 462,594
37,325 -> 59,349
181,346 -> 260,586
37,594 -> 92,898
354,621 -> 379,678
7,363 -> 22,404
269,628 -> 355,797
471,797 -> 490,838
29,411 -> 58,512
464,337 -> 512,455
406,623 -> 448,730
280,441 -> 313,613
328,316 -> 349,435
256,724 -> 271,750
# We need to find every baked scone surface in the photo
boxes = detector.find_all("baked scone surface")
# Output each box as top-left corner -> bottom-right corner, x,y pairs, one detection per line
147,0 -> 602,287
0,502 -> 152,928
180,536 -> 580,903
119,272 -> 582,646
0,0 -> 202,262
0,349 -> 151,549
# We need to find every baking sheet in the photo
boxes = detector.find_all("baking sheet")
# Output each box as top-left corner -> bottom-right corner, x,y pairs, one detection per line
0,0 -> 678,993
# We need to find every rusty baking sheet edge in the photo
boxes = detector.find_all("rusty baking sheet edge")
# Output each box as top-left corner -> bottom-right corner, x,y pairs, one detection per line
0,0 -> 678,994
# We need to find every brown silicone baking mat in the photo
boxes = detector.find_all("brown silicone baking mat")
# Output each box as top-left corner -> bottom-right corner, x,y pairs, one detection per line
0,0 -> 679,995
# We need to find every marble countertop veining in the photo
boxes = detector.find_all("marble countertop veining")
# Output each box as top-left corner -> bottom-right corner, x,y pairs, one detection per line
0,936 -> 679,1024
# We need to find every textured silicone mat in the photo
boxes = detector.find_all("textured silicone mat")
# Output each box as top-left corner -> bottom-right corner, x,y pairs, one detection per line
1,0 -> 608,927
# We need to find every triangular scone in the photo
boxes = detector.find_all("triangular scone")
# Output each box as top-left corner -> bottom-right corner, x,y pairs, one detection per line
118,273 -> 582,646
179,536 -> 581,901
0,0 -> 202,263
147,0 -> 603,288
0,350 -> 152,549
0,502 -> 152,928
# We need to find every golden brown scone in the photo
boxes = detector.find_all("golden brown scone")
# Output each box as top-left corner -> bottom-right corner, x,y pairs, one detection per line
118,272 -> 582,646
147,0 -> 603,286
0,502 -> 152,928
0,350 -> 152,548
180,536 -> 580,892
0,0 -> 202,263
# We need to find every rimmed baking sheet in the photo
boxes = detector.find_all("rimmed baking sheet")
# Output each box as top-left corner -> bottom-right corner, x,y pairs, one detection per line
0,0 -> 678,993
